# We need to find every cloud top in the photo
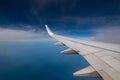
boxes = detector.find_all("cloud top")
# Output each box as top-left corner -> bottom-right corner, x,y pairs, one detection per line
93,27 -> 120,44
0,28 -> 48,41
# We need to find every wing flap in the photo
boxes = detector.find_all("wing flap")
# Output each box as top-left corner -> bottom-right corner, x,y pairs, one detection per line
94,50 -> 120,61
101,55 -> 120,72
93,50 -> 120,73
99,70 -> 113,80
84,54 -> 109,71
104,67 -> 120,80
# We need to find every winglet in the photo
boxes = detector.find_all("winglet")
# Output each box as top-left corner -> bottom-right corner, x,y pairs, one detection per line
45,25 -> 54,36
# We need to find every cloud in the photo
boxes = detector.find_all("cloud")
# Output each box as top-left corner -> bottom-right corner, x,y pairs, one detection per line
0,27 -> 49,41
92,26 -> 120,44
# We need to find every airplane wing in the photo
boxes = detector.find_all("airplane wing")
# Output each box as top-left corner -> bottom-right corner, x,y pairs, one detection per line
45,25 -> 120,80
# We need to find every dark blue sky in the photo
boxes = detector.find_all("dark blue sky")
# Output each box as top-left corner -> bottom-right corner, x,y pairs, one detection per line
0,0 -> 120,30
0,0 -> 120,41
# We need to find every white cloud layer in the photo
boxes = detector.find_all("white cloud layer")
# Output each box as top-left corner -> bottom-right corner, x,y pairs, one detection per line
0,28 -> 49,41
92,27 -> 120,44
0,25 -> 120,44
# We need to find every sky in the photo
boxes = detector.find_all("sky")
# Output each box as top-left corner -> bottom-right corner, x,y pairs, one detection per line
0,0 -> 120,43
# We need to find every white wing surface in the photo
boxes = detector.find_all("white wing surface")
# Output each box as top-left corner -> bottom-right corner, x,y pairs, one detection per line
45,25 -> 120,80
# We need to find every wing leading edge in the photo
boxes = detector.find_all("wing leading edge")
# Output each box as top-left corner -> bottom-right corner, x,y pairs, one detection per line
45,25 -> 120,80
